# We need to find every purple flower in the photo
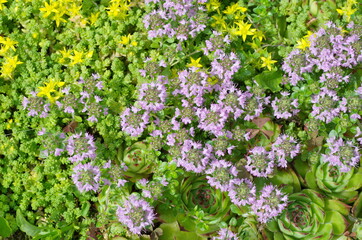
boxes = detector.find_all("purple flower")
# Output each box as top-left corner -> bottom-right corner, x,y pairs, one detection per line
72,162 -> 101,192
116,195 -> 156,235
322,137 -> 360,172
231,126 -> 251,141
66,132 -> 97,162
271,92 -> 299,119
177,140 -> 211,173
271,134 -> 300,168
239,91 -> 269,121
252,184 -> 288,223
138,82 -> 167,112
210,50 -> 241,82
282,49 -> 313,85
210,133 -> 235,157
217,84 -> 245,120
311,87 -> 347,123
22,95 -> 50,118
245,147 -> 275,177
120,107 -> 150,137
319,71 -> 349,89
196,104 -> 228,136
205,160 -> 238,192
228,178 -> 256,206
212,228 -> 239,240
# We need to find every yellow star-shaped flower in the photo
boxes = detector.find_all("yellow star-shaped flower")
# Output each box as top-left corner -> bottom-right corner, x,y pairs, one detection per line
296,38 -> 310,50
37,79 -> 65,103
252,30 -> 265,42
186,57 -> 203,68
39,1 -> 58,18
69,50 -> 84,66
0,37 -> 18,51
235,21 -> 254,41
0,0 -> 7,11
260,54 -> 277,71
89,12 -> 99,25
336,5 -> 357,21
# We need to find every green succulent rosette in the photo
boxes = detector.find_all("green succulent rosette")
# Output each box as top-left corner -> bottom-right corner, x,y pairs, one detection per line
296,157 -> 362,203
118,141 -> 159,181
266,189 -> 349,240
178,175 -> 232,234
158,175 -> 232,235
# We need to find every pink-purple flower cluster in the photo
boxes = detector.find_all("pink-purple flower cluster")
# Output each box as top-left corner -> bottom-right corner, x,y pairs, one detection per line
283,21 -> 362,88
251,184 -> 288,223
116,195 -> 156,235
322,137 -> 360,172
22,91 -> 50,118
71,162 -> 101,192
143,0 -> 208,41
311,87 -> 347,123
212,228 -> 239,240
66,132 -> 97,163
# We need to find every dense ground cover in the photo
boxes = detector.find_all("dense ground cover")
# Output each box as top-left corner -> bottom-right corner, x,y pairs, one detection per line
0,0 -> 361,239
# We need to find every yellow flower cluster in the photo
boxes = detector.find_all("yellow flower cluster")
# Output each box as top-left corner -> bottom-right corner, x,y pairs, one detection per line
58,48 -> 93,66
37,79 -> 65,103
39,0 -> 100,27
0,36 -> 22,79
296,31 -> 314,51
336,0 -> 358,22
106,0 -> 131,19
206,1 -> 277,71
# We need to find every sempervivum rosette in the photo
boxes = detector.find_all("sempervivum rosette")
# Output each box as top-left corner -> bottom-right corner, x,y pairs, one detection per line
305,160 -> 362,204
177,175 -> 232,234
265,189 -> 349,240
119,141 -> 158,181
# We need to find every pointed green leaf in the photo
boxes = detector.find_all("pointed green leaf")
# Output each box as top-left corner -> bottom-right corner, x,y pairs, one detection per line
16,210 -> 41,237
325,211 -> 347,235
0,216 -> 12,237
254,70 -> 283,92
325,199 -> 351,216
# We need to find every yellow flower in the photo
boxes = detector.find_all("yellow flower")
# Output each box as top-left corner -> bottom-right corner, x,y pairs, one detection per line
39,1 -> 58,18
37,79 -> 65,103
187,57 -> 203,68
211,14 -> 227,30
223,3 -> 247,15
260,54 -> 277,71
252,30 -> 265,42
234,21 -> 254,41
0,37 -> 18,51
89,12 -> 99,25
52,11 -> 67,27
67,3 -> 81,18
119,34 -> 138,46
0,0 -> 7,10
69,50 -> 84,66
205,0 -> 221,12
336,5 -> 357,21
107,3 -> 121,18
296,38 -> 310,50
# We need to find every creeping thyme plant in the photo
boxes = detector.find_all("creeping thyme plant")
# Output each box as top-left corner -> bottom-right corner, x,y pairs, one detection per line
0,0 -> 362,239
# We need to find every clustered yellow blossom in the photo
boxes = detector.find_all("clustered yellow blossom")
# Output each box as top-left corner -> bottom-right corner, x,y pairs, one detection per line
296,31 -> 314,51
119,34 -> 138,46
37,79 -> 65,103
336,0 -> 358,22
39,0 -> 102,27
57,48 -> 93,66
0,36 -> 22,79
0,0 -> 7,11
106,0 -> 131,19
260,53 -> 277,71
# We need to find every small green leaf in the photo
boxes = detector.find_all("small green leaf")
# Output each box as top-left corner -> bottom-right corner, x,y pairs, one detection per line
16,210 -> 41,237
325,199 -> 351,216
254,70 -> 282,92
0,216 -> 12,237
74,116 -> 82,122
325,211 -> 347,235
